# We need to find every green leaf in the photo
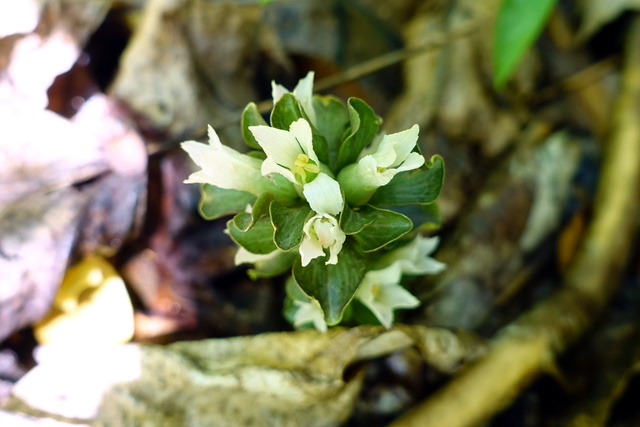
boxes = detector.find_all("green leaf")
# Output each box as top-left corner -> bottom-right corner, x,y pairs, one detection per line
351,206 -> 413,252
270,201 -> 314,251
493,0 -> 558,88
231,193 -> 275,232
337,98 -> 381,170
227,214 -> 277,254
198,184 -> 257,220
312,95 -> 349,171
368,154 -> 444,206
391,203 -> 442,231
247,250 -> 298,280
270,93 -> 304,130
292,242 -> 367,325
340,202 -> 374,235
241,103 -> 268,150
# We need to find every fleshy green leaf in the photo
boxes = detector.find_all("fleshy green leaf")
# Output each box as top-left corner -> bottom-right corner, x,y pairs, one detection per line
270,201 -> 314,251
368,154 -> 444,206
247,251 -> 298,280
270,93 -> 305,130
340,203 -> 374,235
231,193 -> 275,232
292,242 -> 367,325
312,95 -> 349,171
198,184 -> 257,220
351,206 -> 413,252
241,103 -> 269,150
227,214 -> 277,254
336,98 -> 382,170
388,202 -> 442,231
493,0 -> 558,88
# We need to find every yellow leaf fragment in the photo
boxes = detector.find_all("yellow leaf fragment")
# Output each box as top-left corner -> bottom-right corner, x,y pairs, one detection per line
34,256 -> 134,345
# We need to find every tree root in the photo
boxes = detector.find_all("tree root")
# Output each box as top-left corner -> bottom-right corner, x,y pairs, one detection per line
391,14 -> 640,427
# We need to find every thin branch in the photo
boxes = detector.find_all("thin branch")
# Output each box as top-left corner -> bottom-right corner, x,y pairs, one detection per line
390,15 -> 640,427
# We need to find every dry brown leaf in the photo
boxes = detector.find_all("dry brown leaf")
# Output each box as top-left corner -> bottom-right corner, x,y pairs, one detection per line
3,326 -> 485,426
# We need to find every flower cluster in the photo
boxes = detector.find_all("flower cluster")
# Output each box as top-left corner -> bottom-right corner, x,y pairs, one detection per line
182,72 -> 445,330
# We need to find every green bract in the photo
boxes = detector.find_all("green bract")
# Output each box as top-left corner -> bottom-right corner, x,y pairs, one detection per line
182,72 -> 446,330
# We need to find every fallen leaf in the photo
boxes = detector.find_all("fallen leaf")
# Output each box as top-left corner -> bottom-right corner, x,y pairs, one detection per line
33,256 -> 135,345
3,326 -> 485,426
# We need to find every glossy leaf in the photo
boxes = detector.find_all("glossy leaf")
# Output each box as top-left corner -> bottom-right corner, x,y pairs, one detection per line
241,103 -> 268,150
389,202 -> 442,231
229,193 -> 274,232
337,98 -> 381,170
292,242 -> 367,325
312,95 -> 349,171
270,201 -> 314,251
368,154 -> 444,206
198,184 -> 256,220
340,203 -> 374,235
247,250 -> 298,280
351,206 -> 413,252
493,0 -> 558,88
270,93 -> 305,131
227,214 -> 277,254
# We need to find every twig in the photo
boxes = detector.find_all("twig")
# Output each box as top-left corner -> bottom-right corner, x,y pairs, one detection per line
390,15 -> 640,427
249,23 -> 477,117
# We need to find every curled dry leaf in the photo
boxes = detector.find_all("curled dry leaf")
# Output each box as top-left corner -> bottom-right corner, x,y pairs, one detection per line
3,326 -> 485,426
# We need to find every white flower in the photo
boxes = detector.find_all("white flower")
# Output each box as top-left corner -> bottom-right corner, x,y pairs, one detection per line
182,125 -> 296,200
272,71 -> 317,127
337,124 -> 425,205
292,298 -> 327,332
355,263 -> 420,328
250,118 -> 322,191
299,173 -> 346,266
302,171 -> 343,216
375,236 -> 446,275
299,214 -> 346,267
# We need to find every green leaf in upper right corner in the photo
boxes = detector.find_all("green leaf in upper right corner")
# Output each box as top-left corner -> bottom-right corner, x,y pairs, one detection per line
336,98 -> 382,171
493,0 -> 558,88
368,154 -> 444,206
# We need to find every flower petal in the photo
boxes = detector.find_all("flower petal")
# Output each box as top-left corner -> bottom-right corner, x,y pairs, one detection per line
375,236 -> 446,275
302,173 -> 343,215
250,125 -> 301,166
271,82 -> 288,103
293,298 -> 327,332
293,72 -> 317,126
375,124 -> 419,168
261,156 -> 296,183
234,247 -> 279,266
299,234 -> 326,267
355,264 -> 419,328
180,137 -> 263,193
377,285 -> 420,309
289,118 -> 317,163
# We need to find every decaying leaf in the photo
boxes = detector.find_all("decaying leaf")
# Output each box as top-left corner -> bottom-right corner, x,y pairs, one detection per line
578,0 -> 640,40
3,326 -> 485,426
0,190 -> 87,343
